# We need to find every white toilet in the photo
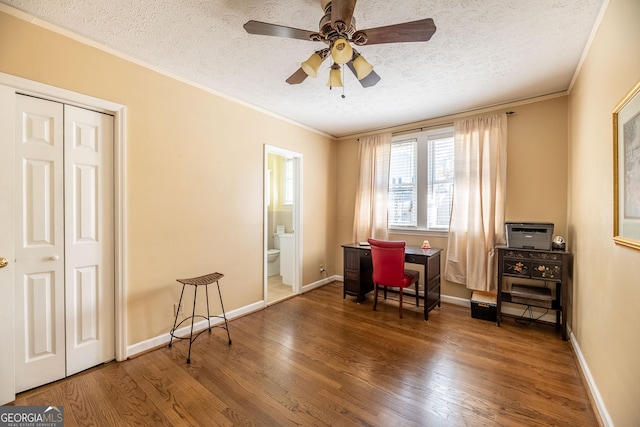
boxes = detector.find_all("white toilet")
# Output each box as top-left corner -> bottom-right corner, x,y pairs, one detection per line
267,249 -> 280,276
267,225 -> 285,277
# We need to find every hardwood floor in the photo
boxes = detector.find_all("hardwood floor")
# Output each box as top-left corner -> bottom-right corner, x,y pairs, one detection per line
11,282 -> 600,426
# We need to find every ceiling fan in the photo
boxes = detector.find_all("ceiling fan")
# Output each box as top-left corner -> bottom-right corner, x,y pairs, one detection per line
243,0 -> 436,89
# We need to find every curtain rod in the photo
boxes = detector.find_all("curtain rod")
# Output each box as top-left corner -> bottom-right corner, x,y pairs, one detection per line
390,111 -> 515,136
391,122 -> 453,136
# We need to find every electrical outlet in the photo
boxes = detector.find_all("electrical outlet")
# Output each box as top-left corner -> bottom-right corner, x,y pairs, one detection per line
319,265 -> 326,274
173,303 -> 183,317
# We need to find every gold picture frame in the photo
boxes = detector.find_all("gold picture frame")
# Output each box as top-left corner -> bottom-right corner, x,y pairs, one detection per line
613,80 -> 640,250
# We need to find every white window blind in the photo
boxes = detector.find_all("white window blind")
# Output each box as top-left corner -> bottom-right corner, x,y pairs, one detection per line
284,158 -> 293,205
388,128 -> 454,231
427,135 -> 454,230
389,140 -> 417,226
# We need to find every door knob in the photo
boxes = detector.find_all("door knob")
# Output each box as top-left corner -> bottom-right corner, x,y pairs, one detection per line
50,255 -> 59,261
0,257 -> 8,268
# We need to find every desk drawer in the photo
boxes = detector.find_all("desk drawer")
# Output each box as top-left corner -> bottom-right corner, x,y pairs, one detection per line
405,255 -> 424,264
344,279 -> 359,294
504,259 -> 530,277
530,262 -> 562,280
344,248 -> 365,270
426,282 -> 440,310
344,270 -> 359,281
427,255 -> 440,282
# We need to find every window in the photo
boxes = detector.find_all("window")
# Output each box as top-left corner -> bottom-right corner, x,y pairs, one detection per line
388,127 -> 454,231
284,158 -> 294,205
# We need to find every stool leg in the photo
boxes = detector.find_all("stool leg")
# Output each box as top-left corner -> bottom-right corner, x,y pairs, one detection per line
169,284 -> 186,348
216,280 -> 232,345
187,286 -> 198,364
205,283 -> 212,332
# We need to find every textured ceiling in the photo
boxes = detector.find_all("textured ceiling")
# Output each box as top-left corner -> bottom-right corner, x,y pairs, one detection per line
1,0 -> 604,138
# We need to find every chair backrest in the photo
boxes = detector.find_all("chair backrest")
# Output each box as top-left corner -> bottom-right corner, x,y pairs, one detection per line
368,238 -> 406,286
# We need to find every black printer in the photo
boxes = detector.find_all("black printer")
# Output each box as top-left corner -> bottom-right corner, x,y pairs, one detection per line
505,222 -> 554,250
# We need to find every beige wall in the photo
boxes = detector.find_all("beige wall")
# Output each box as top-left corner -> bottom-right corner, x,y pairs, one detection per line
0,10 -> 337,346
568,0 -> 640,425
336,97 -> 569,300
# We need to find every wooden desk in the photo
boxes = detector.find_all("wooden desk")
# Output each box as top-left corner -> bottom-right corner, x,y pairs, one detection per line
496,246 -> 571,340
341,243 -> 442,321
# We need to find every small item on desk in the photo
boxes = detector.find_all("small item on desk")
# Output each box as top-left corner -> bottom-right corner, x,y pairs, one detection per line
552,235 -> 566,250
358,241 -> 370,246
421,240 -> 431,249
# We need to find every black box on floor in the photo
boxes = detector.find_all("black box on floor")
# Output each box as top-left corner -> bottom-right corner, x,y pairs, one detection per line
470,291 -> 497,321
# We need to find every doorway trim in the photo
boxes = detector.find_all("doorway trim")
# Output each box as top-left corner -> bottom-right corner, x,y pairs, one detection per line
0,72 -> 127,402
263,144 -> 303,304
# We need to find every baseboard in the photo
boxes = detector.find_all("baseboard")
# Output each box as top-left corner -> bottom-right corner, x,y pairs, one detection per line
439,294 -> 558,323
127,276 -> 339,358
126,301 -> 264,358
499,302 -> 557,323
302,275 -> 338,293
569,329 -> 613,427
441,294 -> 470,307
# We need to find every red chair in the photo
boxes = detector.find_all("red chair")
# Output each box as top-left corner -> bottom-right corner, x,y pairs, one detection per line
368,238 -> 420,318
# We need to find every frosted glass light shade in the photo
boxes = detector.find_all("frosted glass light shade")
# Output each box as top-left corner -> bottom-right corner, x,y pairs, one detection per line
353,54 -> 374,80
331,38 -> 353,64
327,65 -> 343,87
301,52 -> 323,77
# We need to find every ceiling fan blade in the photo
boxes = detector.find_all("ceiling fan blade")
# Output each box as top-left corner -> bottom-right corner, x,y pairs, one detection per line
244,20 -> 316,41
355,18 -> 436,45
358,70 -> 381,88
331,0 -> 357,31
286,68 -> 309,85
346,62 -> 381,88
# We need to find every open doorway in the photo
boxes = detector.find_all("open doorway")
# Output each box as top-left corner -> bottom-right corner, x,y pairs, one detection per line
264,145 -> 302,305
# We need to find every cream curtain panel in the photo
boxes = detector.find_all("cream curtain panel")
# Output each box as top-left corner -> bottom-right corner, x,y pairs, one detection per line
444,114 -> 507,292
352,133 -> 392,243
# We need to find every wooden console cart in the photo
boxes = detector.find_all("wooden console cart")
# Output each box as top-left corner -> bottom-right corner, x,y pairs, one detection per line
496,246 -> 571,340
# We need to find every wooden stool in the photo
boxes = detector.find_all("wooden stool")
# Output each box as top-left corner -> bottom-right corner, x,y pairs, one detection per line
168,272 -> 232,363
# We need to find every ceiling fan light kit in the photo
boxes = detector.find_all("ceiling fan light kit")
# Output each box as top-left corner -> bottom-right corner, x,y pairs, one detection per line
331,38 -> 353,64
352,52 -> 373,80
243,0 -> 436,92
301,51 -> 326,77
327,63 -> 343,88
